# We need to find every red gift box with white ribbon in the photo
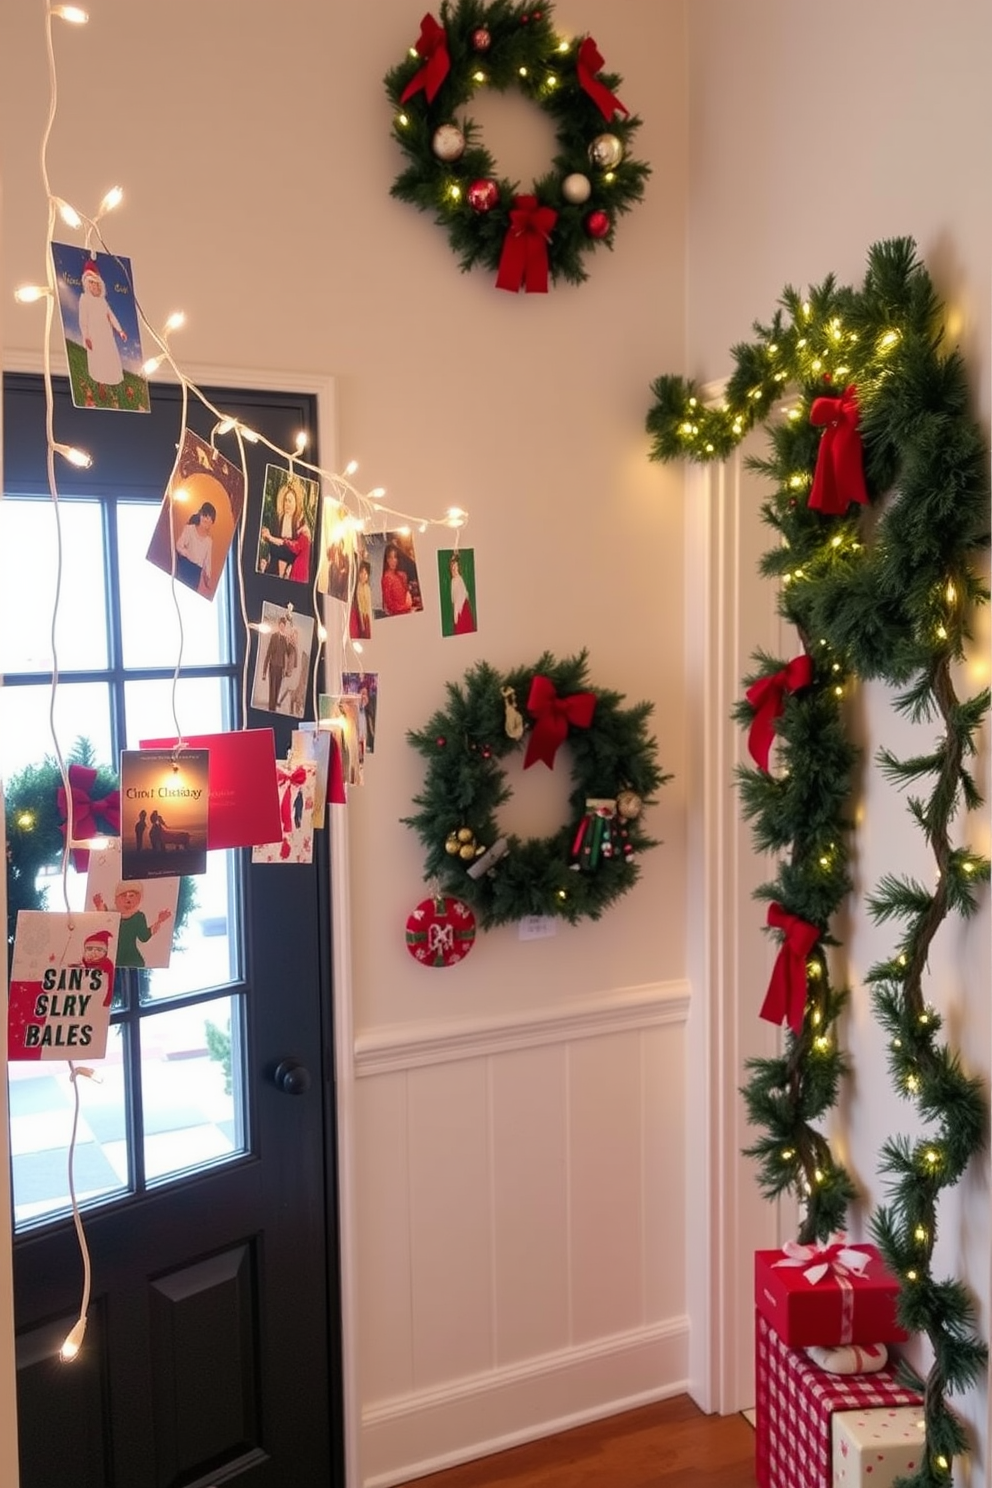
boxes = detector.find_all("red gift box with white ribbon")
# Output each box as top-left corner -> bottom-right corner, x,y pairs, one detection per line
755,1240 -> 907,1348
755,1310 -> 921,1488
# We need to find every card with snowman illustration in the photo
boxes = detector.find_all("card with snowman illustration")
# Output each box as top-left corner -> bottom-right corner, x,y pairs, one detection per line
8,910 -> 120,1060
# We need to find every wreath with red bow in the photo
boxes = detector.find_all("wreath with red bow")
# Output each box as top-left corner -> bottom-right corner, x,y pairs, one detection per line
384,0 -> 650,292
404,651 -> 668,927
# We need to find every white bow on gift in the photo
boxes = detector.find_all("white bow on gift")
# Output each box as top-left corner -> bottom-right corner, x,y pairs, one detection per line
773,1237 -> 872,1287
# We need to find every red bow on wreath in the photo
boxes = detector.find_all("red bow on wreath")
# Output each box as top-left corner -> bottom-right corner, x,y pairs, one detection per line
808,384 -> 869,515
576,37 -> 629,121
496,196 -> 558,295
524,675 -> 597,770
399,13 -> 451,105
744,654 -> 813,772
56,763 -> 121,871
760,902 -> 819,1036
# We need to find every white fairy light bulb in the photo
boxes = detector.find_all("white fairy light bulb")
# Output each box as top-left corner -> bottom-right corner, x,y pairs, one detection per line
142,354 -> 164,375
60,1316 -> 87,1361
14,284 -> 50,303
97,185 -> 123,217
344,460 -> 358,476
56,443 -> 92,468
294,430 -> 308,453
57,199 -> 82,228
51,4 -> 88,21
164,310 -> 185,333
369,486 -> 386,499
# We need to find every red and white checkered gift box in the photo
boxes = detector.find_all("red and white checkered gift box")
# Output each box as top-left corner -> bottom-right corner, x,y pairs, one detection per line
755,1311 -> 922,1488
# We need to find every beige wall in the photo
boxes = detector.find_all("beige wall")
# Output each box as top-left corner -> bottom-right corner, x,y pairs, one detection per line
686,2 -> 992,1481
2,2 -> 689,1482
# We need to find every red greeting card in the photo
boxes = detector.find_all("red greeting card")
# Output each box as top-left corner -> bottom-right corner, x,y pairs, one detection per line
141,730 -> 281,849
9,911 -> 120,1061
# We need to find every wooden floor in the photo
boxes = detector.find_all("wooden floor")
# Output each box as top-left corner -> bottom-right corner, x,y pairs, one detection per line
400,1396 -> 757,1487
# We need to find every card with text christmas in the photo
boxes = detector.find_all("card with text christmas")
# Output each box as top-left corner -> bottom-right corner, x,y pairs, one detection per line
341,671 -> 378,759
140,729 -> 281,849
119,748 -> 209,880
437,547 -> 478,636
9,910 -> 120,1060
251,758 -> 317,864
51,241 -> 149,413
145,429 -> 245,601
85,840 -> 178,970
255,465 -> 319,584
249,603 -> 316,719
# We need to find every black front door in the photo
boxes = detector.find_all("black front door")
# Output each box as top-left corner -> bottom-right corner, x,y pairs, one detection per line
4,373 -> 343,1486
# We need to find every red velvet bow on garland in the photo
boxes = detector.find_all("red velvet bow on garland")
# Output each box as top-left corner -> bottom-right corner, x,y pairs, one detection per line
576,37 -> 629,120
496,196 -> 558,294
760,902 -> 819,1036
56,763 -> 121,871
744,654 -> 813,772
399,12 -> 450,105
808,384 -> 869,515
523,674 -> 596,770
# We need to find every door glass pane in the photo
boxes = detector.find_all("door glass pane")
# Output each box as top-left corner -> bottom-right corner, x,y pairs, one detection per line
142,850 -> 241,1001
0,498 -> 109,671
0,681 -> 113,787
117,502 -> 232,668
123,676 -> 233,749
140,994 -> 246,1183
8,1025 -> 129,1227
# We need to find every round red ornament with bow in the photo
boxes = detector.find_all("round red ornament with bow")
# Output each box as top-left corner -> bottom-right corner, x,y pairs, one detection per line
405,895 -> 477,967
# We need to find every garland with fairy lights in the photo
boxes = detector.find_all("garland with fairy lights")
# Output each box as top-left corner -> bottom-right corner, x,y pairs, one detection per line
647,238 -> 990,1487
404,652 -> 667,928
384,0 -> 650,292
5,740 -> 194,953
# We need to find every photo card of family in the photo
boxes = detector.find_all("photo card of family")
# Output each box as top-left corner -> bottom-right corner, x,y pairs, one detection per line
51,241 -> 149,412
250,602 -> 315,719
8,910 -> 120,1060
145,429 -> 245,600
255,464 -> 319,584
119,748 -> 210,880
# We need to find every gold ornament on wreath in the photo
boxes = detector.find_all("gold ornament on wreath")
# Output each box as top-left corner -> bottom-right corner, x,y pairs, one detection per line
384,0 -> 651,293
403,651 -> 669,928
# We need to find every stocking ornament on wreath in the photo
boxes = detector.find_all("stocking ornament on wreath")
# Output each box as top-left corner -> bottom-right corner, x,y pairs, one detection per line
384,1 -> 650,292
403,651 -> 668,930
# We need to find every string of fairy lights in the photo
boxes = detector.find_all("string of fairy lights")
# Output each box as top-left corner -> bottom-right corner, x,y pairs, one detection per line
11,0 -> 469,1364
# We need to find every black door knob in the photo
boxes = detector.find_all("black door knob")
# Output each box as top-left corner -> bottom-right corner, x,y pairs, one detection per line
273,1058 -> 312,1096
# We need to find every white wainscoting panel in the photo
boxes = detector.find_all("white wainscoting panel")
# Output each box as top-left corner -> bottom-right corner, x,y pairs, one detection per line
354,982 -> 690,1486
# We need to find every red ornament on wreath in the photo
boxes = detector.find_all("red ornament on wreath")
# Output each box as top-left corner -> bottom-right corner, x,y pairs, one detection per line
584,209 -> 611,239
471,26 -> 491,49
405,895 -> 477,967
467,178 -> 499,213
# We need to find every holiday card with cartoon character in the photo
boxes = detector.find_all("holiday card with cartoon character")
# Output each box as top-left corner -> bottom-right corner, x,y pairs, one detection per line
145,429 -> 245,601
51,241 -> 149,413
251,758 -> 317,864
85,840 -> 178,970
9,911 -> 120,1060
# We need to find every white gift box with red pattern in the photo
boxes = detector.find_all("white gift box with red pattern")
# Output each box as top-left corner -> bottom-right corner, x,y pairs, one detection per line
832,1405 -> 926,1486
755,1311 -> 922,1488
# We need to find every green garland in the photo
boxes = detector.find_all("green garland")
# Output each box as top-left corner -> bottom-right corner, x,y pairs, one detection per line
5,738 -> 194,954
404,651 -> 668,927
646,238 -> 989,1487
384,0 -> 650,289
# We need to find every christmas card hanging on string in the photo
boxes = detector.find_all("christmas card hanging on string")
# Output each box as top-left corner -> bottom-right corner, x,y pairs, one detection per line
119,748 -> 209,879
140,729 -> 281,849
9,910 -> 120,1059
50,241 -> 149,412
316,499 -> 356,601
255,464 -> 319,584
85,839 -> 178,970
145,428 -> 245,600
366,530 -> 424,619
250,602 -> 315,720
437,547 -> 478,636
292,727 -> 332,828
319,694 -> 363,786
251,758 -> 317,864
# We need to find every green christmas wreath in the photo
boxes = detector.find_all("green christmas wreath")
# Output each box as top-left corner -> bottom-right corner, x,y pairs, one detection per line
384,0 -> 650,291
404,651 -> 668,927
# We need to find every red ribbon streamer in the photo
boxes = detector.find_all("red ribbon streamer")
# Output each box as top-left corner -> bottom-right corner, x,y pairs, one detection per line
761,902 -> 819,1036
523,674 -> 596,770
56,763 -> 121,871
496,196 -> 557,295
399,13 -> 450,105
576,37 -> 629,121
808,384 -> 869,515
745,654 -> 813,771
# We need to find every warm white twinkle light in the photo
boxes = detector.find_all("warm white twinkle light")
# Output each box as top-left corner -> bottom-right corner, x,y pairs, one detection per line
56,443 -> 92,469
294,430 -> 308,454
97,184 -> 123,216
60,1317 -> 87,1362
51,4 -> 88,21
57,199 -> 82,228
14,284 -> 50,303
344,460 -> 359,476
142,354 -> 164,376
